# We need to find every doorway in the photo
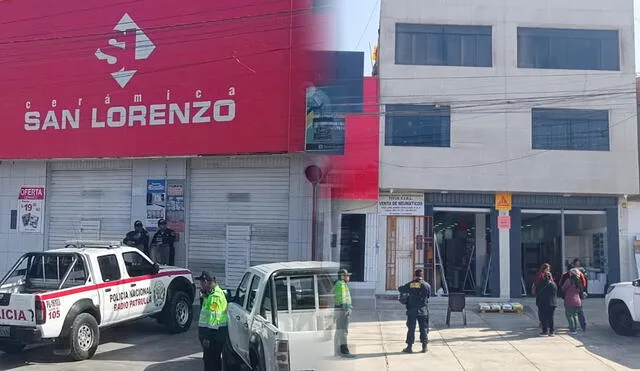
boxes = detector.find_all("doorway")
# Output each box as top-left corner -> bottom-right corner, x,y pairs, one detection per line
521,212 -> 562,293
340,214 -> 366,282
434,210 -> 491,294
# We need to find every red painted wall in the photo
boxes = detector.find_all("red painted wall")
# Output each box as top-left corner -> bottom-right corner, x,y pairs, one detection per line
0,0 -> 321,159
327,76 -> 379,200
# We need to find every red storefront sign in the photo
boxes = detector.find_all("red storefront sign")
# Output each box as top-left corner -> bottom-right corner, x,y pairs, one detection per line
0,0 -> 320,159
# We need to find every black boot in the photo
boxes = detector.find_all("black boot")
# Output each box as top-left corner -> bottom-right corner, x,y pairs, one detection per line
402,345 -> 413,353
340,345 -> 355,358
421,343 -> 428,353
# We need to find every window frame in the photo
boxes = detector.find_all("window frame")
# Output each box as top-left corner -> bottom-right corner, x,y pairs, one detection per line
384,104 -> 452,148
245,274 -> 262,313
531,108 -> 610,151
97,254 -> 122,282
517,27 -> 620,71
395,23 -> 493,67
122,251 -> 156,277
234,272 -> 252,308
259,277 -> 276,326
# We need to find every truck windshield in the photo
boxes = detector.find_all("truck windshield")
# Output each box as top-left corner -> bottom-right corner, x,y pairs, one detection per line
0,253 -> 88,291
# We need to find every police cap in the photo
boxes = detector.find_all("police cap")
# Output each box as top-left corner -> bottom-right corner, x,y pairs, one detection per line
195,271 -> 216,282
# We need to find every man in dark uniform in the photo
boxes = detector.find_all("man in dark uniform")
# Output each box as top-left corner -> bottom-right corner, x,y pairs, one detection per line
398,269 -> 431,353
123,220 -> 150,255
149,219 -> 178,265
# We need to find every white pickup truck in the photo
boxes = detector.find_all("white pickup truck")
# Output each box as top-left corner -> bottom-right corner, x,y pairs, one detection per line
605,278 -> 640,336
0,240 -> 196,360
222,261 -> 343,371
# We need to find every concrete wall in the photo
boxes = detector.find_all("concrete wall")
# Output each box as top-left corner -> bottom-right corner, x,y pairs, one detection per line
0,161 -> 47,277
378,0 -> 639,195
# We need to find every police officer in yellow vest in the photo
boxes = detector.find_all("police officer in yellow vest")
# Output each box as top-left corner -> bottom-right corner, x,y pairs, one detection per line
334,268 -> 355,358
196,271 -> 229,371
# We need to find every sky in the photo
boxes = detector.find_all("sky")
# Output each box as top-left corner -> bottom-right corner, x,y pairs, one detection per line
336,0 -> 381,76
338,0 -> 640,76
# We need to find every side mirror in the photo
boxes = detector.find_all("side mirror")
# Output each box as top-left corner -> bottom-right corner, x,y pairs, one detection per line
633,279 -> 640,287
226,289 -> 234,303
153,263 -> 160,275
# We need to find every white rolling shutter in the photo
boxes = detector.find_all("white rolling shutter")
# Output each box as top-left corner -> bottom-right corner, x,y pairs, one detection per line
225,224 -> 251,287
189,156 -> 290,288
46,160 -> 133,250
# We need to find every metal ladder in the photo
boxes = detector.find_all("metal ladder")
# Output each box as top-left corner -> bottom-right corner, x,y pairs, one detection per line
432,236 -> 449,296
462,243 -> 476,293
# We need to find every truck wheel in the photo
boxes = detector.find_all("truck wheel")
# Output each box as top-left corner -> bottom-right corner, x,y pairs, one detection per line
166,291 -> 193,334
0,343 -> 25,354
609,302 -> 639,336
69,313 -> 100,361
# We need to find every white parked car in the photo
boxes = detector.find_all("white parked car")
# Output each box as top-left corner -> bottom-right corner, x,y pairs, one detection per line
223,261 -> 342,371
0,240 -> 196,360
605,278 -> 640,336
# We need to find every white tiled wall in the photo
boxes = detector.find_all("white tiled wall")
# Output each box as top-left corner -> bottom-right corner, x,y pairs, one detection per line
0,161 -> 47,276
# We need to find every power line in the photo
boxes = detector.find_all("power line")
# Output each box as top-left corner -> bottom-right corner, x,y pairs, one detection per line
0,0 -> 294,40
354,0 -> 380,50
0,6 -> 312,48
0,37 -> 324,94
0,19 -> 319,70
378,112 -> 638,170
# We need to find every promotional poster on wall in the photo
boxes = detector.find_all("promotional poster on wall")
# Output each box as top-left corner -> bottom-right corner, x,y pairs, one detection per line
166,180 -> 185,232
304,51 -> 364,155
146,179 -> 166,231
18,186 -> 45,233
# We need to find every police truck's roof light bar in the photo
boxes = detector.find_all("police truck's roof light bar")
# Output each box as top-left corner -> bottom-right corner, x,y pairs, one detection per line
63,240 -> 123,249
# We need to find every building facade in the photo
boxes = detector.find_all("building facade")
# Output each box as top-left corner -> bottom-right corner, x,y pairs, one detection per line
0,0 -> 330,289
376,0 -> 639,298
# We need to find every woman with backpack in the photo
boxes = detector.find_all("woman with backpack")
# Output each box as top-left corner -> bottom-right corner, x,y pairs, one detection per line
532,263 -> 553,328
535,271 -> 558,336
561,268 -> 584,335
559,260 -> 588,331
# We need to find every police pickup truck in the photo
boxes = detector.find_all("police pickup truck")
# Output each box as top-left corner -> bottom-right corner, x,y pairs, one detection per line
222,261 -> 343,371
0,240 -> 196,360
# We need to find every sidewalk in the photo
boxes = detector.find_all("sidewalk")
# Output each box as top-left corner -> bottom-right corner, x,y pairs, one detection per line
336,298 -> 640,371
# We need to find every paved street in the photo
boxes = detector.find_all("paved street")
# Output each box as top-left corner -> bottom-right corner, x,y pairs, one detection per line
1,298 -> 639,370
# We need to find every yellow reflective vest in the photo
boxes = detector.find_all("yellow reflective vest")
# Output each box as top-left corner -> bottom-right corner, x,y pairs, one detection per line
333,279 -> 352,311
198,285 -> 229,329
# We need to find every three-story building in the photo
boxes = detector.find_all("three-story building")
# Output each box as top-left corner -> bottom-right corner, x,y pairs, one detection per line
376,0 -> 638,298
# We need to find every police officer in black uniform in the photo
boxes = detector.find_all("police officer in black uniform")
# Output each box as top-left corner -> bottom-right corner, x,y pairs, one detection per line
123,220 -> 150,255
150,219 -> 178,265
398,269 -> 431,353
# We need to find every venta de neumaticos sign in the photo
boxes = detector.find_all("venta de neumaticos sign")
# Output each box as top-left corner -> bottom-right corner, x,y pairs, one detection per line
0,0 -> 317,159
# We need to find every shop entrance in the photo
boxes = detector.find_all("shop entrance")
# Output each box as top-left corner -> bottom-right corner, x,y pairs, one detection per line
340,214 -> 366,282
521,210 -> 608,295
385,212 -> 491,295
434,209 -> 491,295
521,211 -> 562,291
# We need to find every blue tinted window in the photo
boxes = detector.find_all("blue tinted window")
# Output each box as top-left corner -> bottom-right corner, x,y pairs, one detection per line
395,24 -> 492,67
531,108 -> 610,151
518,27 -> 619,71
385,105 -> 451,147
